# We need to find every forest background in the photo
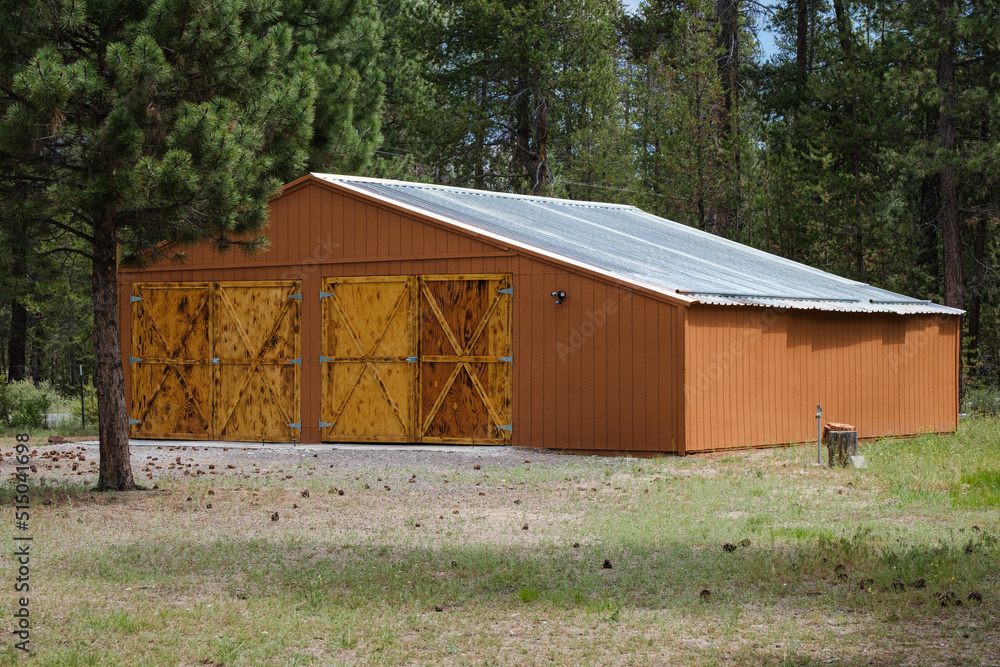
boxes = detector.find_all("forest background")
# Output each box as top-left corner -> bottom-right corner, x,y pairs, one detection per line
2,0 -> 997,408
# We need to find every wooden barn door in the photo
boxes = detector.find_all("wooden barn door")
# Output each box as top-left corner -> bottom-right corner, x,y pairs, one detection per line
213,281 -> 301,442
129,283 -> 214,439
317,274 -> 511,444
129,280 -> 301,441
319,277 -> 417,442
418,275 -> 512,444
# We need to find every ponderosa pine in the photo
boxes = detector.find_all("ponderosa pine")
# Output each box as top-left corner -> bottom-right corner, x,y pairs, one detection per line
0,0 -> 383,490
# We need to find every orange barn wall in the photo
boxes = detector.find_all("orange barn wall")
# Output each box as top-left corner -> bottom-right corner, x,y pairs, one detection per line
119,179 -> 685,452
514,262 -> 684,453
683,305 -> 960,452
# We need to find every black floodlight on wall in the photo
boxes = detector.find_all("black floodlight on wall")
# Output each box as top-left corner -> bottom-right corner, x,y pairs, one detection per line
551,290 -> 566,304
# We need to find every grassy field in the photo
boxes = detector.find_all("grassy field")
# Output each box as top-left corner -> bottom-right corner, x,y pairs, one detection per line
1,421 -> 998,666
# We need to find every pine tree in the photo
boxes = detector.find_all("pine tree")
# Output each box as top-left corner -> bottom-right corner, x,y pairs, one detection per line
378,0 -> 624,195
622,0 -> 749,233
889,0 -> 1000,311
887,0 -> 1000,372
752,0 -> 1000,377
752,0 -> 907,278
0,0 -> 383,490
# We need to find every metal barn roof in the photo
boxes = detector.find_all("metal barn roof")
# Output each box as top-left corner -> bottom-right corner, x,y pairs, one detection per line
315,174 -> 961,315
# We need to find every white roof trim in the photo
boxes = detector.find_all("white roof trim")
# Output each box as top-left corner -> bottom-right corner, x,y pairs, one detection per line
316,173 -> 640,210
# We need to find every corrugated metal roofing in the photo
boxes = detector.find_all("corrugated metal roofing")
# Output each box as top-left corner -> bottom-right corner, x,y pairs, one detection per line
314,174 -> 962,315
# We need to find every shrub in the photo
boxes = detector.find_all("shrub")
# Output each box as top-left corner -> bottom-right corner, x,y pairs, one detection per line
71,382 -> 99,427
1,380 -> 60,429
963,385 -> 1000,416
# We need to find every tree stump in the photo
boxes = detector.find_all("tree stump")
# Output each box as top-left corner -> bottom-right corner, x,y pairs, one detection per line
827,431 -> 858,468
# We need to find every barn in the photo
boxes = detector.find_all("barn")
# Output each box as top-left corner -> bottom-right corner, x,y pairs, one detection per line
118,173 -> 962,454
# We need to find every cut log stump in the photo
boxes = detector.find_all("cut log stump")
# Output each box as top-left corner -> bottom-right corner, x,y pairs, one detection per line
827,431 -> 859,468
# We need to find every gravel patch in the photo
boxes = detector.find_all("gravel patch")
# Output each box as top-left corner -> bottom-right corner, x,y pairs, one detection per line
2,437 -> 641,485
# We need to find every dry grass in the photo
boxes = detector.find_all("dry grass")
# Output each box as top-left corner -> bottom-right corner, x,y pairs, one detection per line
0,424 -> 998,666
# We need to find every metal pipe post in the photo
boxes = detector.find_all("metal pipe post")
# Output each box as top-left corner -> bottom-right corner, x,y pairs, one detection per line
815,404 -> 822,464
79,364 -> 85,428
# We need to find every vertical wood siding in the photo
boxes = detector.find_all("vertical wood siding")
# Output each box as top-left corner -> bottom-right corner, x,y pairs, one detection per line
512,263 -> 682,453
118,180 -> 957,454
683,305 -> 960,452
120,181 -> 684,451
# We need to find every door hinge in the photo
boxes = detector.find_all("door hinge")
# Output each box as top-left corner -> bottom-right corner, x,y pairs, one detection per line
130,357 -> 142,364
319,420 -> 333,428
406,356 -> 418,363
498,355 -> 512,363
287,358 -> 302,365
129,418 -> 142,426
211,358 -> 220,364
320,290 -> 334,299
498,287 -> 513,295
319,355 -> 334,364
288,294 -> 302,301
286,422 -> 301,429
130,295 -> 143,303
498,424 -> 512,432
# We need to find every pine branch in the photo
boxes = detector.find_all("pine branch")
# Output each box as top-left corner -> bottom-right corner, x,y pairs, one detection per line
34,246 -> 97,262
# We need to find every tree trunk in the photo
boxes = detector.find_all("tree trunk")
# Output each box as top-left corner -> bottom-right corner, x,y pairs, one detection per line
715,0 -> 738,133
513,78 -> 533,192
7,232 -> 29,382
714,0 -> 739,236
512,79 -> 549,195
966,214 -> 987,370
918,174 -> 941,279
532,93 -> 549,195
7,300 -> 27,382
831,0 -> 853,60
91,216 -> 138,491
29,317 -> 42,382
476,78 -> 486,181
795,0 -> 810,89
938,0 -> 963,309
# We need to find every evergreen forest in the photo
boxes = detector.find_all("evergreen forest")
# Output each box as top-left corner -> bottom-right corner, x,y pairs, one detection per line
1,0 -> 997,454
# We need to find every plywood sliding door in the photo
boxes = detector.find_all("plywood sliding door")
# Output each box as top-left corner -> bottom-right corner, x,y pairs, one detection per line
418,275 -> 512,445
213,282 -> 301,442
318,274 -> 512,445
129,281 -> 301,442
320,277 -> 417,442
129,283 -> 214,439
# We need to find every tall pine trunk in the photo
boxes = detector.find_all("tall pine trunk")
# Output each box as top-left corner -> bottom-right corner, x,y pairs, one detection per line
7,233 -> 28,382
795,0 -> 810,90
938,0 -> 963,309
7,301 -> 26,382
91,215 -> 137,491
512,81 -> 549,195
715,0 -> 739,235
831,0 -> 853,59
967,215 -> 987,369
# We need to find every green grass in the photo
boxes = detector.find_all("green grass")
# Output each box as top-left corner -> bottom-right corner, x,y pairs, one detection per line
1,420 -> 999,665
517,586 -> 541,603
0,424 -> 97,439
952,469 -> 1000,508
